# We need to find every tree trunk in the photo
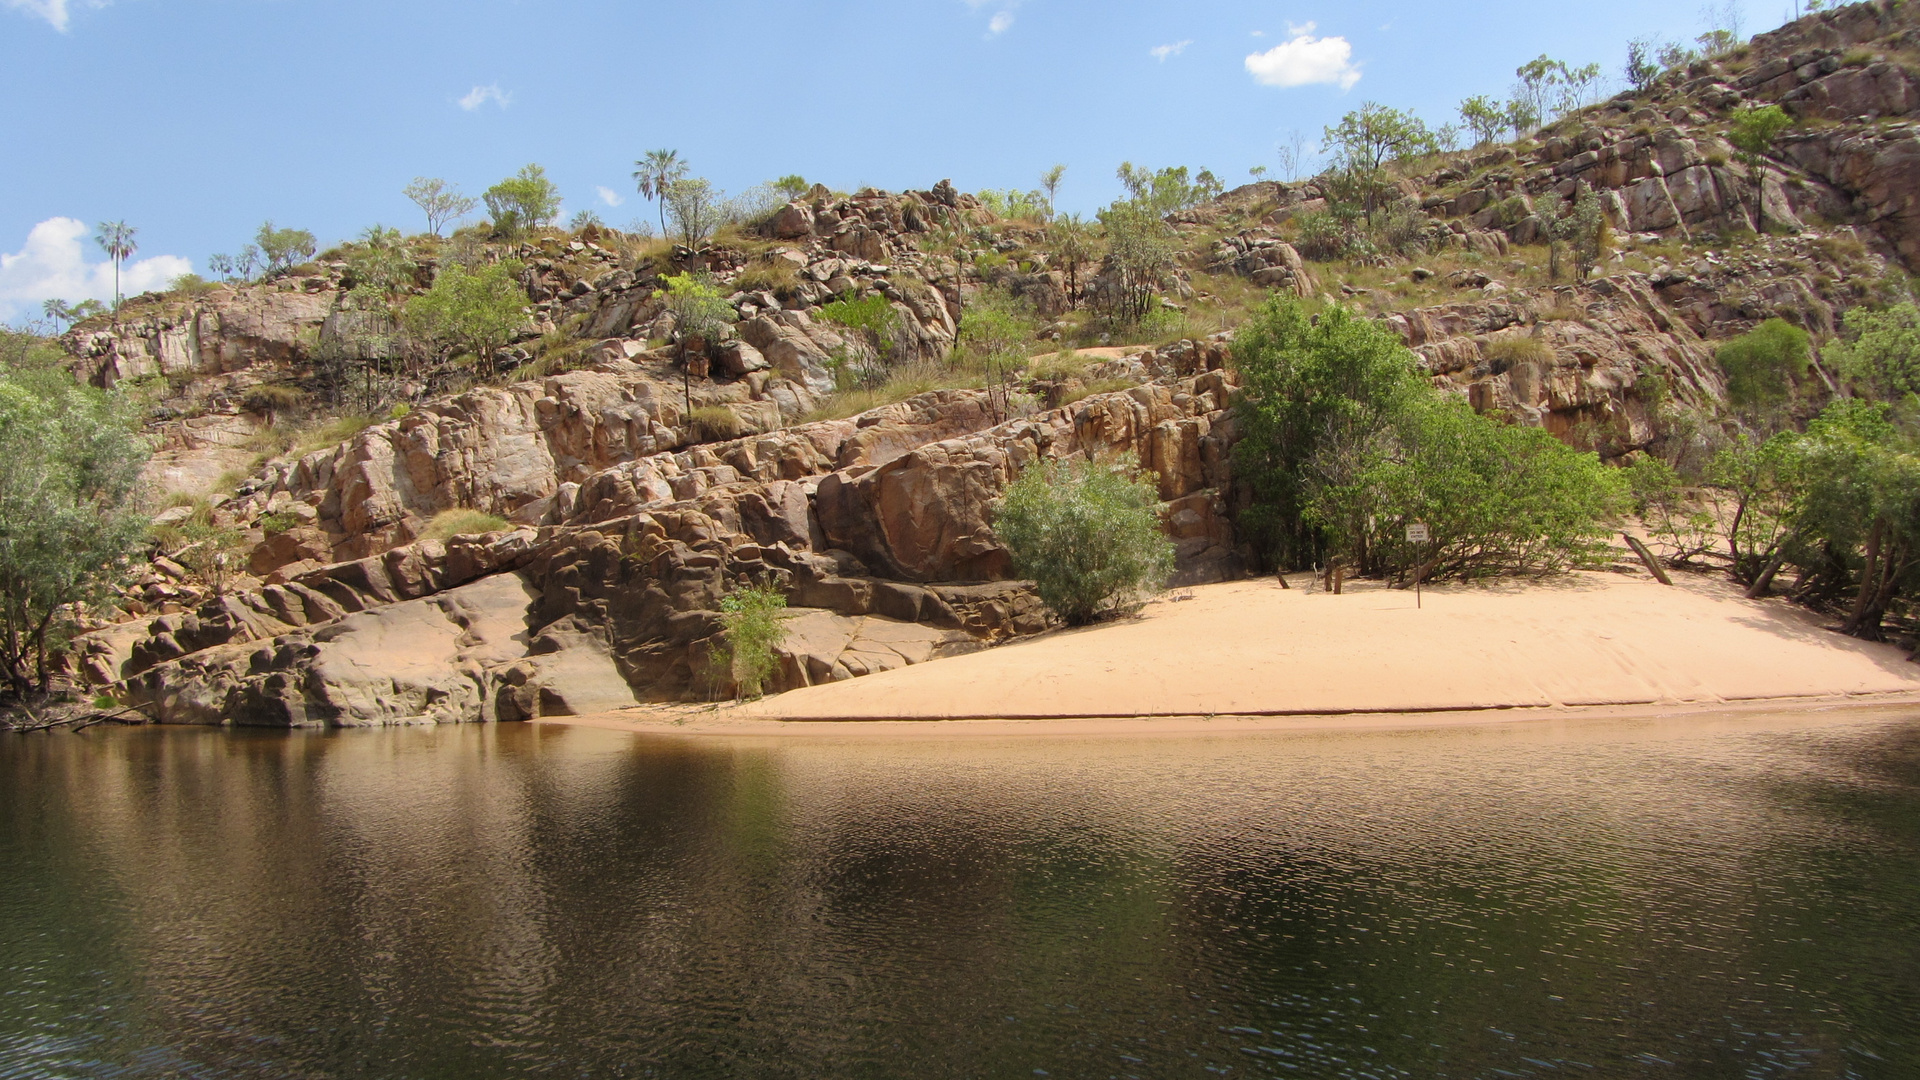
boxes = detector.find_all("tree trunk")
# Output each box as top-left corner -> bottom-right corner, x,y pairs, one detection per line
1842,519 -> 1886,636
1743,547 -> 1788,598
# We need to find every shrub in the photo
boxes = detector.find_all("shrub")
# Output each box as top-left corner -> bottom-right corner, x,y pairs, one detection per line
483,165 -> 562,237
402,261 -> 530,370
1483,335 -> 1553,371
717,581 -> 788,699
1292,210 -> 1352,261
419,508 -> 510,541
817,293 -> 898,342
241,382 -> 307,418
1717,317 -> 1809,421
1821,302 -> 1920,403
659,273 -> 732,342
687,405 -> 746,442
256,511 -> 299,535
993,455 -> 1174,625
1028,351 -> 1090,382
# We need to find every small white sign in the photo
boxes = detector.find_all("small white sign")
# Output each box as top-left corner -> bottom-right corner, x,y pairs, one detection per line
1406,522 -> 1430,543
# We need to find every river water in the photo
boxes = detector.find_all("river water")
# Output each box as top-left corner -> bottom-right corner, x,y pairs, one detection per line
2,711 -> 1917,1079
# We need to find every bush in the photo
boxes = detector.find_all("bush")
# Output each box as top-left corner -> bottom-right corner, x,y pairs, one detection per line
419,508 -> 510,541
1028,351 -> 1090,382
241,382 -> 307,418
993,455 -> 1174,625
401,261 -> 530,370
686,405 -> 746,442
717,581 -> 788,699
1717,317 -> 1809,421
483,165 -> 561,237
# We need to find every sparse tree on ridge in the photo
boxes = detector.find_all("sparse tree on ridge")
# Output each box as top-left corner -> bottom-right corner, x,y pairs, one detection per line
483,164 -> 562,238
93,221 -> 137,314
633,149 -> 689,238
1039,164 -> 1066,220
773,174 -> 811,200
665,177 -> 721,245
1458,96 -> 1505,147
255,222 -> 317,274
1625,38 -> 1661,92
1322,104 -> 1435,224
1729,104 -> 1795,228
404,177 -> 478,236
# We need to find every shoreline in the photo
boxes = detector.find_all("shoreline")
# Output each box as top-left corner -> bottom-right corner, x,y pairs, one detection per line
537,692 -> 1920,740
544,570 -> 1920,739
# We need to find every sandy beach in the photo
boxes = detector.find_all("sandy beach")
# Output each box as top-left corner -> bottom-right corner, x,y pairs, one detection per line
554,570 -> 1920,737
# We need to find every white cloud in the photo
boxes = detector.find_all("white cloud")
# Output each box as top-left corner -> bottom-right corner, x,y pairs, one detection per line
1250,29 -> 1265,37
1245,24 -> 1361,90
1150,40 -> 1193,62
4,0 -> 106,32
964,0 -> 1020,37
596,186 -> 625,208
0,218 -> 191,322
458,84 -> 511,111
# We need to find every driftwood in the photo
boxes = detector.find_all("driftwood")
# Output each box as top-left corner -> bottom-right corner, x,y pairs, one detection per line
1622,533 -> 1673,586
5,703 -> 149,734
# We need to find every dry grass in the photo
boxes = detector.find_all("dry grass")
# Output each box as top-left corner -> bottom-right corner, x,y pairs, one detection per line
799,364 -> 975,423
686,405 -> 748,442
419,508 -> 511,541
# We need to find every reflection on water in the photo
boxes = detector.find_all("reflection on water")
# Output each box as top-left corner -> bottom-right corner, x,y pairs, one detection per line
3,712 -> 1918,1078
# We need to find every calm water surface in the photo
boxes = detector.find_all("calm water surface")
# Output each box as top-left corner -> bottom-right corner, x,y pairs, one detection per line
3,711 -> 1918,1079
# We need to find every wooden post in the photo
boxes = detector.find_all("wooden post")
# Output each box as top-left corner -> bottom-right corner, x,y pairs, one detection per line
1622,533 -> 1673,586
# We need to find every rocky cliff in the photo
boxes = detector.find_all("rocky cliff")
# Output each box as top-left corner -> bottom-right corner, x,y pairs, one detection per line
60,0 -> 1920,724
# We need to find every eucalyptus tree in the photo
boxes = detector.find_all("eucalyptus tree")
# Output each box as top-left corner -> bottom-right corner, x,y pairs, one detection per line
403,177 -> 478,236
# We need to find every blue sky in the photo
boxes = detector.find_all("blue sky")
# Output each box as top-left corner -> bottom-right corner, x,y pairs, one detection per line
1,0 -> 1792,321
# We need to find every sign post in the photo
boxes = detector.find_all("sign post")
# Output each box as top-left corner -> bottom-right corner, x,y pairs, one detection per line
1405,522 -> 1430,609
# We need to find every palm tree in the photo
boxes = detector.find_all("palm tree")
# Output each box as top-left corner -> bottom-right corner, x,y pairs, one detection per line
1039,164 -> 1066,221
94,221 -> 138,315
631,149 -> 688,238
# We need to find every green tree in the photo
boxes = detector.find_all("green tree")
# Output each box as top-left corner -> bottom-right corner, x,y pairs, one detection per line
1113,163 -> 1216,215
1822,302 -> 1920,402
1728,105 -> 1794,227
993,455 -> 1174,625
660,272 -> 733,411
1048,213 -> 1099,308
403,177 -> 477,236
1625,38 -> 1661,91
0,334 -> 149,693
957,289 -> 1036,421
483,164 -> 562,237
1095,200 -> 1177,325
1544,181 -> 1606,282
401,260 -> 529,372
772,174 -> 811,200
256,222 -> 317,274
93,221 -> 137,313
665,177 -> 722,245
1717,318 -> 1810,427
1321,103 -> 1436,224
1786,400 -> 1920,638
345,226 -> 416,301
1230,298 -> 1424,569
1458,95 -> 1506,147
1511,55 -> 1561,133
632,149 -> 689,238
716,580 -> 788,699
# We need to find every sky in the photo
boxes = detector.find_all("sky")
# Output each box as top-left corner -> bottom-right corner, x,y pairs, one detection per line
0,0 -> 1797,323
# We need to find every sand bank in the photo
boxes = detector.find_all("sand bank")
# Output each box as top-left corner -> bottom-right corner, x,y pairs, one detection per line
556,571 -> 1920,736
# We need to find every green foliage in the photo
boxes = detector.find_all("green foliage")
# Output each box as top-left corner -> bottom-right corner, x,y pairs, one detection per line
1544,181 -> 1607,282
1322,103 -> 1438,223
419,508 -> 510,541
1047,213 -> 1099,307
665,177 -> 722,245
401,261 -> 530,369
0,342 -> 149,691
256,222 -> 317,274
168,272 -> 215,296
403,177 -> 477,236
993,455 -> 1174,626
772,174 -> 811,199
1231,299 -> 1424,568
1458,95 -> 1506,147
817,293 -> 898,341
345,226 -> 416,301
1114,163 -> 1222,215
1625,38 -> 1662,92
1822,302 -> 1920,403
1729,104 -> 1793,158
632,149 -> 689,238
1346,396 -> 1622,580
1717,318 -> 1810,423
1095,200 -> 1177,324
256,511 -> 299,535
717,581 -> 788,699
94,221 -> 137,310
1232,297 -> 1618,578
660,272 -> 733,342
976,188 -> 1049,221
483,164 -> 562,237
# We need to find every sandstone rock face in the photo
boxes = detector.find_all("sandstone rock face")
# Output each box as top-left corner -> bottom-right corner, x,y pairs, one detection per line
86,341 -> 1246,726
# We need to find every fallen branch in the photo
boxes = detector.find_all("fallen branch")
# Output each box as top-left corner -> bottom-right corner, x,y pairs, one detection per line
1622,533 -> 1673,586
